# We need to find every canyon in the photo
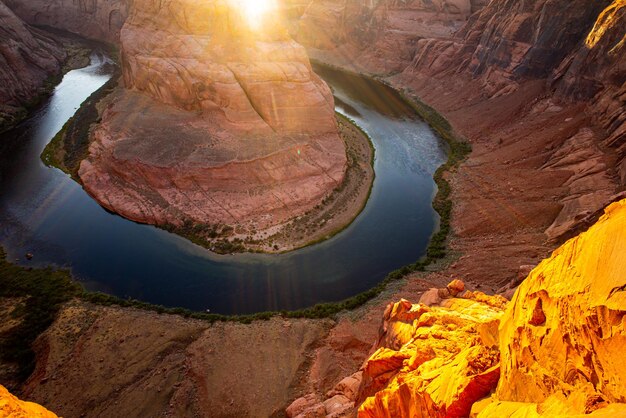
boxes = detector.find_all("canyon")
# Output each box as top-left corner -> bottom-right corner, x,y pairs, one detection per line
0,1 -> 64,132
76,0 -> 350,247
0,0 -> 625,417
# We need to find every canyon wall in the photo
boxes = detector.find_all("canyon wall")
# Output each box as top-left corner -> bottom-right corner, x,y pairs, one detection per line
79,0 -> 347,233
3,0 -> 130,43
552,0 -> 626,184
400,0 -> 625,243
0,0 -> 64,132
285,0 -> 485,74
288,199 -> 626,417
285,0 -> 624,246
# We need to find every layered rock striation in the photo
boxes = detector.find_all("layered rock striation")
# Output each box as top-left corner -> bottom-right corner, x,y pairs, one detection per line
4,0 -> 130,43
0,0 -> 65,131
288,199 -> 626,417
285,0 -> 485,74
78,0 -> 347,233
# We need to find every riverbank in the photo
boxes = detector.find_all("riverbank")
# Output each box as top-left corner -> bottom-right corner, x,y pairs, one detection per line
43,74 -> 375,255
245,113 -> 375,253
2,44 -> 474,417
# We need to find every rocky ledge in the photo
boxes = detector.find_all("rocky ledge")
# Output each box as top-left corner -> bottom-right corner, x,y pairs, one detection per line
77,0 -> 348,244
288,198 -> 626,417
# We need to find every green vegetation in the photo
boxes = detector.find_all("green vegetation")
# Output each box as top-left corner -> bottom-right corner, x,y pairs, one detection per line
1,63 -> 471,383
0,249 -> 83,381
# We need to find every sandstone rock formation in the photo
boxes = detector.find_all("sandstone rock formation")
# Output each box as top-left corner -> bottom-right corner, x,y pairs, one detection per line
78,0 -> 346,234
287,0 -> 624,246
287,199 -> 626,417
285,0 -> 485,74
0,0 -> 64,131
4,0 -> 130,43
492,199 -> 626,415
0,384 -> 58,418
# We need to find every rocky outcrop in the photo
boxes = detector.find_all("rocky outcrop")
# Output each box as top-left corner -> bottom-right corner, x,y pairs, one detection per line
289,199 -> 626,417
4,0 -> 130,43
403,0 -> 613,95
0,385 -> 58,417
285,0 -> 484,74
0,0 -> 64,131
552,0 -> 626,183
79,0 -> 346,234
386,0 -> 625,245
20,303 -> 330,418
492,199 -> 626,414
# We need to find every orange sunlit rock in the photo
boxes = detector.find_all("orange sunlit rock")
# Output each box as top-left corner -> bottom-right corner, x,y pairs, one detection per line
0,385 -> 58,418
495,199 -> 626,408
357,284 -> 505,418
356,199 -> 626,417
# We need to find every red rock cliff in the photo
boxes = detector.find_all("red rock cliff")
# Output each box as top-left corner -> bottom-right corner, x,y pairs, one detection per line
284,0 -> 486,74
0,385 -> 58,417
78,0 -> 347,234
0,0 -> 65,131
4,0 -> 130,43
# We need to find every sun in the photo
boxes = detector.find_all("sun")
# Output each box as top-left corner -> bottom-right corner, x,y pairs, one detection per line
230,0 -> 277,30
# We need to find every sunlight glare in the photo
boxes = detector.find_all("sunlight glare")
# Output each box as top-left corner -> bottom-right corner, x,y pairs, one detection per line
230,0 -> 277,30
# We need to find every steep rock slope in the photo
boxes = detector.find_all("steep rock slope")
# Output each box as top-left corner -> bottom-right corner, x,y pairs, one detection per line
492,198 -> 626,414
288,199 -> 626,417
384,0 -> 626,279
553,0 -> 626,183
0,385 -> 58,417
4,0 -> 130,43
0,0 -> 64,132
20,303 -> 330,418
78,0 -> 347,233
285,0 -> 486,74
402,0 -> 625,199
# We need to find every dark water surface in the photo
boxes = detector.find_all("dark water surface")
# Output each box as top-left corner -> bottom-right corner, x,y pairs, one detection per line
0,55 -> 446,314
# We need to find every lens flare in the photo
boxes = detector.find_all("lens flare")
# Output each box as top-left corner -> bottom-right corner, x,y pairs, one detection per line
230,0 -> 277,30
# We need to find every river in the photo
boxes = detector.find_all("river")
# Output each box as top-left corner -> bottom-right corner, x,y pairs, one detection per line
0,53 -> 446,314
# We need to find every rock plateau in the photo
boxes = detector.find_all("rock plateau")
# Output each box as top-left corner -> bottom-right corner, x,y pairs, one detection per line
77,0 -> 347,234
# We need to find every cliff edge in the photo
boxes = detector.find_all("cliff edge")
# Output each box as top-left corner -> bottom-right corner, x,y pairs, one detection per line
76,0 -> 347,241
288,199 -> 626,417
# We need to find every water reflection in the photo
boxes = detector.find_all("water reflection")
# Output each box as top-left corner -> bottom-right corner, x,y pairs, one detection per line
0,56 -> 446,314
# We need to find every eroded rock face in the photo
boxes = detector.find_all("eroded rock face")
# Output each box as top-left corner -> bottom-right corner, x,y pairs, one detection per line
4,0 -> 130,43
552,0 -> 626,183
0,0 -> 64,131
79,0 -> 346,232
305,200 -> 626,417
402,0 -> 612,95
358,292 -> 505,418
495,199 -> 626,411
0,385 -> 58,418
285,0 -> 483,74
